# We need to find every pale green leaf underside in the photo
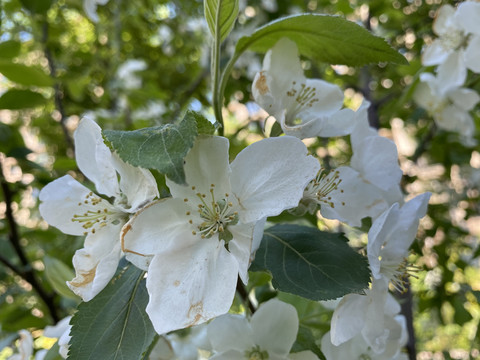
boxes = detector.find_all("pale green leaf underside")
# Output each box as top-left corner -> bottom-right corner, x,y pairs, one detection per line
103,111 -> 201,184
251,224 -> 371,301
0,62 -> 53,87
69,265 -> 155,360
235,14 -> 407,66
204,0 -> 239,42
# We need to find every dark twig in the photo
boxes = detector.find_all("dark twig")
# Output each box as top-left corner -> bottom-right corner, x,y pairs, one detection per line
236,276 -> 256,314
42,22 -> 74,152
411,122 -> 437,163
398,279 -> 416,360
0,160 -> 60,323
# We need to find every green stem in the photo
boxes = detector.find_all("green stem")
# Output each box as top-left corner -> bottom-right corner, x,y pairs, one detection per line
212,2 -> 224,135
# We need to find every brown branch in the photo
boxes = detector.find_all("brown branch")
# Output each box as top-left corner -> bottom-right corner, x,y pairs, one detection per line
0,160 -> 60,323
42,22 -> 74,152
398,279 -> 416,360
236,276 -> 256,314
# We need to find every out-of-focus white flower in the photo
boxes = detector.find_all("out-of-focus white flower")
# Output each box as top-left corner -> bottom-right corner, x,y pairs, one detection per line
414,72 -> 480,145
121,135 -> 319,334
207,298 -> 318,360
83,0 -> 109,23
368,193 -> 431,290
116,60 -> 147,90
39,118 -> 158,301
43,316 -> 72,359
322,314 -> 408,360
301,102 -> 404,227
252,38 -> 356,139
422,2 -> 480,89
330,278 -> 400,354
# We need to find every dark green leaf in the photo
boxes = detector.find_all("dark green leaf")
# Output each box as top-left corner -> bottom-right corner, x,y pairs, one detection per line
103,111 -> 200,184
0,62 -> 53,87
234,14 -> 407,66
69,265 -> 155,360
0,40 -> 21,59
251,224 -> 370,301
204,0 -> 239,42
191,111 -> 218,135
19,0 -> 53,14
0,89 -> 48,109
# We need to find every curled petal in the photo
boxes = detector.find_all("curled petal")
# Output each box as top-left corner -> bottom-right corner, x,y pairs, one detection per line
145,240 -> 238,334
74,118 -> 119,197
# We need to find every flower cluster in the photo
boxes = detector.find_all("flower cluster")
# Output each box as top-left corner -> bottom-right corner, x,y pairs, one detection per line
415,1 -> 480,144
36,35 -> 431,360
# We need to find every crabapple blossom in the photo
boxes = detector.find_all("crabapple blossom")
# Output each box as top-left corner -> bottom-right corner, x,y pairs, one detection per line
207,298 -> 318,360
121,135 -> 319,334
414,73 -> 480,145
252,37 -> 357,139
300,102 -> 404,226
39,118 -> 158,301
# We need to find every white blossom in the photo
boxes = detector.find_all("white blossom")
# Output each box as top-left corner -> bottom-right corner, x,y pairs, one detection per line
39,118 -> 158,301
83,0 -> 109,23
207,298 -> 318,360
252,37 -> 356,139
121,135 -> 319,334
414,72 -> 480,145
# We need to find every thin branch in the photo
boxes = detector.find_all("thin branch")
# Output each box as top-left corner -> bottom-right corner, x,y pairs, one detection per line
411,122 -> 437,163
0,160 -> 60,323
42,22 -> 74,152
398,279 -> 416,360
236,277 -> 255,314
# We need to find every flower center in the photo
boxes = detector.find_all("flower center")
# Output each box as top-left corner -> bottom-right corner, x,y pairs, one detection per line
440,29 -> 465,51
381,256 -> 420,293
71,192 -> 125,235
285,81 -> 320,124
186,184 -> 239,240
303,168 -> 344,208
245,346 -> 269,360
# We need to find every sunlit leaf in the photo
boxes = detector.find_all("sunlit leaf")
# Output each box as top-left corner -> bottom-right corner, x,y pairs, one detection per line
204,0 -> 239,42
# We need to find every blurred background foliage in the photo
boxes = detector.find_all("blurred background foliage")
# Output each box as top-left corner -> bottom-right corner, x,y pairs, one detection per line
0,0 -> 479,359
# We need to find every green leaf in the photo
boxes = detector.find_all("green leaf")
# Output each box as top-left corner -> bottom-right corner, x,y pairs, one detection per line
43,256 -> 78,301
0,62 -> 53,87
204,0 -> 239,42
292,325 -> 325,360
69,265 -> 155,360
234,14 -> 407,66
19,0 -> 53,14
0,89 -> 48,109
191,111 -> 218,135
0,40 -> 21,59
103,111 -> 201,184
43,342 -> 63,360
251,224 -> 370,301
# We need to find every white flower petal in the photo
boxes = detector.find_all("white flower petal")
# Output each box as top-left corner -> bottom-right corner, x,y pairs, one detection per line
166,136 -> 231,203
330,293 -> 369,346
456,1 -> 480,36
39,175 -> 109,236
68,223 -> 122,301
319,166 -> 389,227
464,35 -> 480,73
251,299 -> 299,356
208,314 -> 254,353
433,4 -> 457,36
74,118 -> 119,198
145,239 -> 238,334
231,136 -> 319,224
110,153 -> 158,212
210,350 -> 245,360
228,223 -> 255,284
422,39 -> 450,66
448,87 -> 480,111
351,134 -> 402,192
121,198 -> 197,270
435,51 -> 466,92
